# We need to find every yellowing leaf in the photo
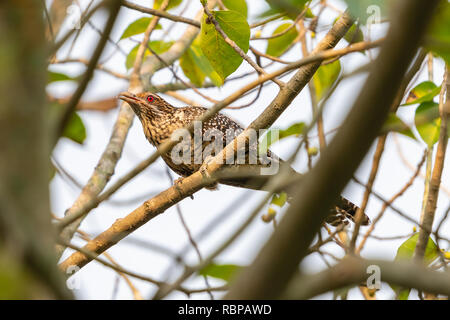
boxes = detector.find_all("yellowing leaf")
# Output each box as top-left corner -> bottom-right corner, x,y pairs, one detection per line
266,23 -> 298,57
415,102 -> 441,146
180,48 -> 205,87
271,192 -> 287,207
188,40 -> 223,86
403,81 -> 441,106
312,60 -> 341,101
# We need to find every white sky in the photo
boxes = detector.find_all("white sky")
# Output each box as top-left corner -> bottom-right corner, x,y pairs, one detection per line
48,0 -> 450,299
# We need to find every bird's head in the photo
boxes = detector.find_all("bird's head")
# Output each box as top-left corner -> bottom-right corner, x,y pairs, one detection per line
118,91 -> 173,118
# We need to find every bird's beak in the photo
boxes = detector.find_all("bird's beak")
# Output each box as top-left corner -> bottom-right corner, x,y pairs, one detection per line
118,91 -> 140,105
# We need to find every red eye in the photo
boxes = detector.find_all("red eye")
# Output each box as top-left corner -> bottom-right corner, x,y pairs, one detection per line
147,95 -> 154,102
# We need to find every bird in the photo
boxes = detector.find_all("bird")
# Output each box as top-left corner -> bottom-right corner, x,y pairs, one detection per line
118,91 -> 370,226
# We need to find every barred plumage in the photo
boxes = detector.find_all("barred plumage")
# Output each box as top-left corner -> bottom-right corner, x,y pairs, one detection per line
119,91 -> 370,226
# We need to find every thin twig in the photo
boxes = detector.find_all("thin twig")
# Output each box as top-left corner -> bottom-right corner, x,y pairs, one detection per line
54,0 -> 122,146
122,0 -> 201,27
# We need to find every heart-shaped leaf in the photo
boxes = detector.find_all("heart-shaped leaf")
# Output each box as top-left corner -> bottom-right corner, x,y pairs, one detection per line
402,81 -> 441,106
266,23 -> 299,57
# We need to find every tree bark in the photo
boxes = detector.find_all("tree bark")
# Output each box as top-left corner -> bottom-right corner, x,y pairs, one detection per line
0,0 -> 70,298
225,0 -> 441,300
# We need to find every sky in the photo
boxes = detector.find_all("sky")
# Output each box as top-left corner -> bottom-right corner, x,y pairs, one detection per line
48,0 -> 450,299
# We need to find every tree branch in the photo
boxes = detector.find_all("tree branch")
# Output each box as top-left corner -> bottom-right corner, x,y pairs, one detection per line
122,0 -> 201,28
57,11 -> 354,275
414,66 -> 449,261
54,0 -> 122,146
282,257 -> 450,299
224,0 -> 441,299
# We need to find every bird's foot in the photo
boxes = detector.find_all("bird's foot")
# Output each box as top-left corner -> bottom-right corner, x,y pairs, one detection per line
200,155 -> 218,189
199,155 -> 215,179
173,177 -> 194,199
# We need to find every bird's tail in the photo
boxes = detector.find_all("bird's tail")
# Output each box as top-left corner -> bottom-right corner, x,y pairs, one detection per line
216,164 -> 370,227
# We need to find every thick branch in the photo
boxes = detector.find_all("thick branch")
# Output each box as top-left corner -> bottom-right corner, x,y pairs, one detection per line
414,66 -> 449,261
57,3 -> 210,254
58,11 -> 354,273
282,257 -> 450,299
225,0 -> 441,300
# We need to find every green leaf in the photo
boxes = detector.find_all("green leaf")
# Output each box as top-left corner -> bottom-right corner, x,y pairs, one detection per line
154,0 -> 182,10
390,233 -> 439,299
264,0 -> 308,20
259,122 -> 305,155
125,41 -> 173,69
333,18 -> 364,45
179,48 -> 205,87
426,2 -> 450,64
181,40 -> 223,87
304,7 -> 315,19
119,17 -> 162,40
266,23 -> 299,57
382,113 -> 416,140
415,102 -> 441,147
199,263 -> 243,282
49,103 -> 87,144
222,0 -> 248,18
271,192 -> 287,207
63,112 -> 87,144
343,0 -> 388,24
279,122 -> 305,138
395,233 -> 439,263
48,71 -> 75,83
312,60 -> 341,101
402,81 -> 441,106
199,11 -> 250,81
345,23 -> 364,44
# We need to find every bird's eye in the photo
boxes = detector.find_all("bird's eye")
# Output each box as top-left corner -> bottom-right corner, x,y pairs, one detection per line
147,95 -> 154,102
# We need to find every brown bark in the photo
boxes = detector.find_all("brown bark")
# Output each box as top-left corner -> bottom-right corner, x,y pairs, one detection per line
0,0 -> 70,298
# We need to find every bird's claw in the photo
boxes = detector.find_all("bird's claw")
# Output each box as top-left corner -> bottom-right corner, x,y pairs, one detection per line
199,155 -> 215,179
173,177 -> 194,199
